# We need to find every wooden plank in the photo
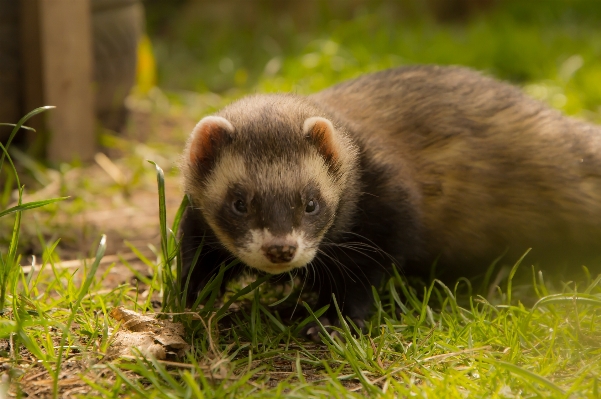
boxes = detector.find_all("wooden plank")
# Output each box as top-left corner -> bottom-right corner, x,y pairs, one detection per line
20,0 -> 43,136
22,0 -> 96,163
0,0 -> 21,130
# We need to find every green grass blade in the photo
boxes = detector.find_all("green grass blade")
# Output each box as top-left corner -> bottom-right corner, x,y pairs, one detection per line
170,194 -> 189,244
0,141 -> 23,309
530,293 -> 601,317
493,359 -> 565,395
293,303 -> 329,336
0,106 -> 54,175
258,302 -> 286,332
182,239 -> 204,311
0,142 -> 21,194
507,249 -> 531,305
148,161 -> 169,263
0,197 -> 69,218
268,272 -> 295,307
215,273 -> 272,319
53,235 -> 106,398
0,123 -> 35,131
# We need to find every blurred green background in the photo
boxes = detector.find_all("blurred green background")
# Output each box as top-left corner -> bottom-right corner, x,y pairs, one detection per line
143,0 -> 601,121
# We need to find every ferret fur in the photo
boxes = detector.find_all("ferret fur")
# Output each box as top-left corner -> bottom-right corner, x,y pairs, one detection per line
179,65 -> 601,339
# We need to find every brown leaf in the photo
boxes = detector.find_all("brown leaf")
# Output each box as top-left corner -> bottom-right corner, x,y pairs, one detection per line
107,306 -> 190,360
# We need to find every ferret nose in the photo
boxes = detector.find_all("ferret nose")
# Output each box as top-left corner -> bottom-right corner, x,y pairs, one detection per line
262,243 -> 297,263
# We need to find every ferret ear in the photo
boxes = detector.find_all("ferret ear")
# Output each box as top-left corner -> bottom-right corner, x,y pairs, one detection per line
303,117 -> 339,168
188,116 -> 234,170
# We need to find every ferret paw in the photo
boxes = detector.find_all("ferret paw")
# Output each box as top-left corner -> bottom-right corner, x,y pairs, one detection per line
304,316 -> 334,342
303,316 -> 366,343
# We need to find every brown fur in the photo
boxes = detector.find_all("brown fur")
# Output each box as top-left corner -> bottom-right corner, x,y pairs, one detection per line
311,65 -> 601,271
179,65 -> 601,338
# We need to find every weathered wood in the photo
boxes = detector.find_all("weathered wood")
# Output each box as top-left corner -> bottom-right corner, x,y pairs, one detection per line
20,0 -> 43,137
20,0 -> 96,163
0,0 -> 21,132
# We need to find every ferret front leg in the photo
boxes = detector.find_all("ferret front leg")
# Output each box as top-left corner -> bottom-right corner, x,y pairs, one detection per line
179,205 -> 239,306
304,256 -> 385,342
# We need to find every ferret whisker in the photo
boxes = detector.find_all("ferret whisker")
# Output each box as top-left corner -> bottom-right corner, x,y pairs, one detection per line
317,248 -> 362,285
315,255 -> 338,291
319,246 -> 376,292
325,243 -> 388,271
338,231 -> 398,263
289,267 -> 308,320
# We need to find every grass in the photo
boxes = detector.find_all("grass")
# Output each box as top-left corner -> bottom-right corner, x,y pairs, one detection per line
2,1 -> 601,397
2,114 -> 601,398
148,0 -> 601,121
4,185 -> 601,398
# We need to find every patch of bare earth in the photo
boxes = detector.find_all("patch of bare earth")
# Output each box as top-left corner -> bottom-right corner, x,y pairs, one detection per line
4,107 -> 197,397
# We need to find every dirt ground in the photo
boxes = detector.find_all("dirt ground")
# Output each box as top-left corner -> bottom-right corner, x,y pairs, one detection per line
15,99 -> 199,292
2,101 -> 202,397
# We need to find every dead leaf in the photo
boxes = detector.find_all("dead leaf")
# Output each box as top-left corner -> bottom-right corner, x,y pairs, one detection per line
110,306 -> 157,332
107,306 -> 190,360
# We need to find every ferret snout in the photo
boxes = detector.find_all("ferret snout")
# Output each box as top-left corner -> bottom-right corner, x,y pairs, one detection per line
262,240 -> 297,263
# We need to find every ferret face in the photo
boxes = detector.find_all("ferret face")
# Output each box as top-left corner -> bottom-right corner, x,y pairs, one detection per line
182,96 -> 358,274
202,156 -> 335,274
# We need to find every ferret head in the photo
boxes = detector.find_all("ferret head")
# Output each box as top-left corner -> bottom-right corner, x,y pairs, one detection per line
182,95 -> 359,274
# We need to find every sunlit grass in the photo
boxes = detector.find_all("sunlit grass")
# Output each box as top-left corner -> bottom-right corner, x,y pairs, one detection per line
3,156 -> 600,397
2,1 -> 601,397
148,1 -> 601,122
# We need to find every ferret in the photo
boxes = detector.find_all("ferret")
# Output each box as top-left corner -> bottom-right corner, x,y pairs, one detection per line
179,65 -> 601,341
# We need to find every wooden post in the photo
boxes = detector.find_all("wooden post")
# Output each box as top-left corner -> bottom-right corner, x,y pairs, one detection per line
0,1 -> 21,129
21,0 -> 96,163
20,0 -> 43,136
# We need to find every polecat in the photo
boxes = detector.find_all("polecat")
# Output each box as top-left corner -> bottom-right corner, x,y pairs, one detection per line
179,65 -> 601,341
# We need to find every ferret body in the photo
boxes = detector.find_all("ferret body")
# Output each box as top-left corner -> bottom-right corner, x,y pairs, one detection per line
179,65 -> 601,339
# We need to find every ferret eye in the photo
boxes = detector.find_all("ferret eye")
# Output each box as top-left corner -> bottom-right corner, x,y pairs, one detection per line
233,199 -> 247,214
305,199 -> 319,215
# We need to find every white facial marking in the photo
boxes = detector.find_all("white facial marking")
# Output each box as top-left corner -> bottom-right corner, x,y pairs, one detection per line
190,116 -> 234,141
193,154 -> 340,274
199,151 -> 247,212
302,116 -> 335,137
237,229 -> 317,274
182,113 -> 361,274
